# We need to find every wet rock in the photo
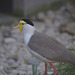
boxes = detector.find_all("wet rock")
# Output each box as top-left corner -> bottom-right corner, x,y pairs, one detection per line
65,23 -> 75,35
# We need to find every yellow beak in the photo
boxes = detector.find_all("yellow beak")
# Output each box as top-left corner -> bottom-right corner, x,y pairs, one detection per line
14,25 -> 23,34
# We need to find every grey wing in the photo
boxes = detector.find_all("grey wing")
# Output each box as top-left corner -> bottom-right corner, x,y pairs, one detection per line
28,31 -> 75,63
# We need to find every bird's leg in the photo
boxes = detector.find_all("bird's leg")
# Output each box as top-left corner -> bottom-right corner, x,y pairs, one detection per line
34,66 -> 37,75
32,65 -> 37,75
49,62 -> 57,75
44,63 -> 47,75
32,65 -> 35,75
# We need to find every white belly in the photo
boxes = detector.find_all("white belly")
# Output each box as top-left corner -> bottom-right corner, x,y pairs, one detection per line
26,46 -> 50,62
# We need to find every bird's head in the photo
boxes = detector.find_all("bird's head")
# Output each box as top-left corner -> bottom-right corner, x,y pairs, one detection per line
14,19 -> 34,34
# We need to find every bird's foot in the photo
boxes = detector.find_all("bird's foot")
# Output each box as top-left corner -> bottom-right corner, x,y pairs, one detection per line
53,68 -> 57,75
49,62 -> 57,75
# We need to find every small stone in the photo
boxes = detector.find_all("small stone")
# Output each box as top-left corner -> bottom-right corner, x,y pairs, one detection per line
11,70 -> 18,74
26,58 -> 40,66
1,26 -> 11,37
11,29 -> 19,34
4,38 -> 16,44
10,45 -> 18,55
0,66 -> 4,70
45,28 -> 56,37
66,2 -> 75,18
28,65 -> 32,70
17,64 -> 27,71
59,22 -> 75,35
47,10 -> 55,20
60,6 -> 66,11
27,70 -> 32,75
33,21 -> 45,32
7,59 -> 15,64
10,63 -> 19,68
37,12 -> 46,21
55,15 -> 64,21
48,72 -> 53,74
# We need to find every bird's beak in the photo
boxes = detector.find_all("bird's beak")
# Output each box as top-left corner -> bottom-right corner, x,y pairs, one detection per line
14,24 -> 23,34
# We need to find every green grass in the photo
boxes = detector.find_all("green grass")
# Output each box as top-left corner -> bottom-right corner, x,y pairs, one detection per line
56,63 -> 75,75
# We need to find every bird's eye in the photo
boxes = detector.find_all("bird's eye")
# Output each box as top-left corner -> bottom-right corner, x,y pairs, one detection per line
22,23 -> 24,25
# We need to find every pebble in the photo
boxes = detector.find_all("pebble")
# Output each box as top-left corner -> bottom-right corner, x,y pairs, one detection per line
6,59 -> 15,64
4,38 -> 16,44
33,21 -> 45,32
47,10 -> 55,20
37,12 -> 46,21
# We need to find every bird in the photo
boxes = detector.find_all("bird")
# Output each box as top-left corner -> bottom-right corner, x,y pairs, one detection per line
14,19 -> 75,75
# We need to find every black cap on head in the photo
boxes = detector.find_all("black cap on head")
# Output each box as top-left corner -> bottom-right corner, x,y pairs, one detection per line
21,19 -> 34,26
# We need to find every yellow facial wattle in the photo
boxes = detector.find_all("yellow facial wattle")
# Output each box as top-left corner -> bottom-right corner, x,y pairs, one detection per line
14,20 -> 26,34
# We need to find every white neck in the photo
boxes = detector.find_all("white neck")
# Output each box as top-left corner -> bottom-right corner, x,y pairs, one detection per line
23,24 -> 35,45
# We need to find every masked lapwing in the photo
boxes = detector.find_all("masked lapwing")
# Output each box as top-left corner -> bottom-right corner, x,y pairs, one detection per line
14,19 -> 75,75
